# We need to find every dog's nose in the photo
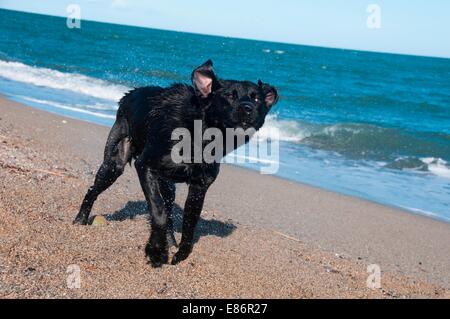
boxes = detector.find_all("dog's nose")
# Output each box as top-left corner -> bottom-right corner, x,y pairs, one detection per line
241,102 -> 254,114
244,104 -> 253,113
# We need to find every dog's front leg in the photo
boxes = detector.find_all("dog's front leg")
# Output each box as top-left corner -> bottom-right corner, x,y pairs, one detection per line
171,184 -> 208,265
135,160 -> 169,267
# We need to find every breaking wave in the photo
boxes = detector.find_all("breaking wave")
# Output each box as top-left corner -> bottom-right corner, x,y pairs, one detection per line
0,59 -> 129,101
260,115 -> 450,178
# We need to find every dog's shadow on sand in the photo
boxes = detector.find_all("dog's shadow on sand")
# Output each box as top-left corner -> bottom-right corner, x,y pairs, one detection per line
103,201 -> 236,242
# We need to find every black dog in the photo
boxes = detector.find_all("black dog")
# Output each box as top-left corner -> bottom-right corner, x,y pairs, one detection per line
73,60 -> 278,267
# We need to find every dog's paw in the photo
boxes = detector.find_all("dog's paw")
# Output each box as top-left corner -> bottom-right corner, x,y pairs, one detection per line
171,246 -> 192,265
145,243 -> 168,268
72,215 -> 88,225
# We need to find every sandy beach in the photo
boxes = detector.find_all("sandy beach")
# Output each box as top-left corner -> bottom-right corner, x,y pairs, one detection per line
0,96 -> 449,298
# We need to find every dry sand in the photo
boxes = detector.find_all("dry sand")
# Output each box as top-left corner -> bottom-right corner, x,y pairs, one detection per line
0,96 -> 449,298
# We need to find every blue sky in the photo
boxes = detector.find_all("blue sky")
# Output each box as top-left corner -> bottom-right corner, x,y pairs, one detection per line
1,0 -> 449,58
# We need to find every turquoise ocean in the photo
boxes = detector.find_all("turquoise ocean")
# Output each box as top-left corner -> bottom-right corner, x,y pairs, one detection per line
1,9 -> 449,221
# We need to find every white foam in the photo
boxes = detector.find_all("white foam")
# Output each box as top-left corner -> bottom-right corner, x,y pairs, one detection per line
262,49 -> 285,55
420,157 -> 450,179
261,119 -> 369,143
17,96 -> 116,119
399,206 -> 450,222
0,60 -> 130,101
258,114 -> 309,142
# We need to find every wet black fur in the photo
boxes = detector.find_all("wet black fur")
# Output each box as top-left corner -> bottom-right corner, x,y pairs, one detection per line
73,60 -> 278,267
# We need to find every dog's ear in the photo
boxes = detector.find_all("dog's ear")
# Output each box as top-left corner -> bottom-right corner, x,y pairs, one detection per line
192,60 -> 218,98
259,80 -> 279,107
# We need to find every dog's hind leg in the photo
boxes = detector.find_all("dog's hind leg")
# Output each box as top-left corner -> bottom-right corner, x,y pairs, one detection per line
158,179 -> 178,248
73,118 -> 131,225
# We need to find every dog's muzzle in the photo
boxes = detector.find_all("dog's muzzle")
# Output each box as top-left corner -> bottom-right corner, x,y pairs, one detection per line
239,101 -> 255,114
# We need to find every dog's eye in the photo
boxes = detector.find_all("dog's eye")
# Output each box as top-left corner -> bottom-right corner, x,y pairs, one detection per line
224,93 -> 234,100
225,90 -> 238,100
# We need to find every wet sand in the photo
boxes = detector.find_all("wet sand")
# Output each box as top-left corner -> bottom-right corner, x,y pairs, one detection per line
0,96 -> 449,298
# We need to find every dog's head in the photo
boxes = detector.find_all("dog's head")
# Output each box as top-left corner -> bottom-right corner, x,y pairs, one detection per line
192,60 -> 279,131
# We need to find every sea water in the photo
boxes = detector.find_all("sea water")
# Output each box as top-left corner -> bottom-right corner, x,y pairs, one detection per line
0,9 -> 449,221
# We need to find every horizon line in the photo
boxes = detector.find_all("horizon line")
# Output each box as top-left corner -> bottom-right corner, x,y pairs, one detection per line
1,7 -> 449,61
